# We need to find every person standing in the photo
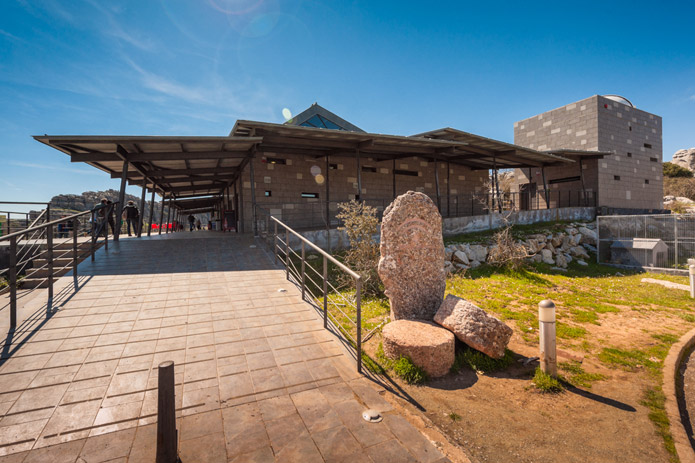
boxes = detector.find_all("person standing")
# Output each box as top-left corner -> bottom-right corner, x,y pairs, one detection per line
106,200 -> 116,235
188,214 -> 195,231
123,200 -> 140,236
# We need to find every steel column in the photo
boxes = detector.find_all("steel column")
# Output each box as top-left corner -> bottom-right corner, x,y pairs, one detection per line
138,185 -> 146,237
148,190 -> 155,237
158,195 -> 165,235
114,160 -> 128,241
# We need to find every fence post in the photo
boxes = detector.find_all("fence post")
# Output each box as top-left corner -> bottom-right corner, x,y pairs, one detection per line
47,223 -> 54,305
690,265 -> 694,299
301,241 -> 306,300
273,220 -> 278,264
323,256 -> 328,329
538,300 -> 557,377
9,236 -> 17,330
674,216 -> 679,268
156,361 -> 178,463
73,225 -> 78,288
356,278 -> 362,373
285,228 -> 289,281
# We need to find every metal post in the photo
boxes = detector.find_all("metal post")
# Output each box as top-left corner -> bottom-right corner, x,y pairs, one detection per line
434,159 -> 441,212
538,300 -> 557,377
301,241 -> 306,300
114,160 -> 128,241
6,212 -> 10,235
690,265 -> 695,299
285,228 -> 289,281
674,216 -> 679,268
356,278 -> 362,373
9,236 -> 17,329
326,154 -> 331,252
541,167 -> 549,209
250,154 -> 258,236
392,158 -> 396,200
273,220 -> 278,264
166,200 -> 172,234
356,148 -> 362,201
138,185 -> 146,237
156,361 -> 178,463
238,177 -> 245,233
446,161 -> 451,217
73,224 -> 78,288
323,256 -> 328,329
47,223 -> 54,305
148,189 -> 155,237
158,196 -> 165,235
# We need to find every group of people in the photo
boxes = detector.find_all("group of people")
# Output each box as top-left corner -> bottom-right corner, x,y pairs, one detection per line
92,198 -> 141,237
187,214 -> 202,231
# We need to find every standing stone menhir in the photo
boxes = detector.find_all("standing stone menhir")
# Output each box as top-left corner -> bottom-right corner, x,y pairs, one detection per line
377,191 -> 446,320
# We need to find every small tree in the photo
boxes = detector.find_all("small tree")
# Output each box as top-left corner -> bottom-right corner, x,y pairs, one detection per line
336,200 -> 381,296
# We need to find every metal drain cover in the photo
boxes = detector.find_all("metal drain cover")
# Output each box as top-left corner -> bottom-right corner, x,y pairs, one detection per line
362,409 -> 382,423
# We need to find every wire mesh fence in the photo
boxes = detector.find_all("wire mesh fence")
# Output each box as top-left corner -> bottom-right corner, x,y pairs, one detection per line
597,214 -> 695,270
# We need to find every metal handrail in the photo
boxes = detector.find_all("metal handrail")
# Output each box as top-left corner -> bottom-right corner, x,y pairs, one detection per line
255,205 -> 363,372
1,202 -> 119,330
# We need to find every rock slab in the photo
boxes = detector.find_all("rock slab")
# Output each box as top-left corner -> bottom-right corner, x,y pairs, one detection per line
378,191 -> 446,320
434,295 -> 513,359
382,320 -> 455,377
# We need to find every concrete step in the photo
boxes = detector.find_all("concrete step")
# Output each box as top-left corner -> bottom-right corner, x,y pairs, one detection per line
28,266 -> 72,279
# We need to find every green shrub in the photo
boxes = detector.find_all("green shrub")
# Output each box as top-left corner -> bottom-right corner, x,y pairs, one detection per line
532,367 -> 563,393
663,162 -> 694,178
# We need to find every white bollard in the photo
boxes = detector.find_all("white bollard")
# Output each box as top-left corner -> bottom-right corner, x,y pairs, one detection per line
690,265 -> 695,299
539,300 -> 557,377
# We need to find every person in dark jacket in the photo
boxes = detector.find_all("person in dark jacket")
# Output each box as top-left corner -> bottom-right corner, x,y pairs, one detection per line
106,200 -> 116,235
123,200 -> 140,236
188,214 -> 195,231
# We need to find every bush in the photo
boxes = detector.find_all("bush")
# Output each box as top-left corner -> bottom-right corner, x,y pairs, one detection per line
664,177 -> 695,201
663,162 -> 694,178
336,200 -> 382,297
487,225 -> 529,270
451,346 -> 514,374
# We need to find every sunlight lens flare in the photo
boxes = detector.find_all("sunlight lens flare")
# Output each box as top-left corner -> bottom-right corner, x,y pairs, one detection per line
282,108 -> 292,121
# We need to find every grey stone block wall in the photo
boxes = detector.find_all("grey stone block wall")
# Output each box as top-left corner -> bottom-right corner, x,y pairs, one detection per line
513,95 -> 663,210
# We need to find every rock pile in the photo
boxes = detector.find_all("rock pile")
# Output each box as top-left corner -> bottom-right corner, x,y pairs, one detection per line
443,222 -> 597,272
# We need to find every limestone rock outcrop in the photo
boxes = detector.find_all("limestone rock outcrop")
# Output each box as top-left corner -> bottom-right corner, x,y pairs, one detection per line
672,148 -> 695,172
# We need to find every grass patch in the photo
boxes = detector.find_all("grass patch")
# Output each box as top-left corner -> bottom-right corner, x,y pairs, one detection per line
451,347 -> 514,374
641,386 -> 678,462
556,323 -> 587,339
558,361 -> 606,388
393,357 -> 428,384
448,412 -> 461,422
532,367 -> 564,393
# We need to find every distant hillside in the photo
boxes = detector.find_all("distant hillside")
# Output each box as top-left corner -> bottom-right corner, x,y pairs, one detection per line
49,189 -> 164,220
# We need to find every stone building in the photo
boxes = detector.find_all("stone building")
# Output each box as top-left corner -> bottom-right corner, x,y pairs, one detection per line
513,95 -> 663,212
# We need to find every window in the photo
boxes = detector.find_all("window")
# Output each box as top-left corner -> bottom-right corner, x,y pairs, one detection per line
614,175 -> 621,181
301,192 -> 319,199
300,114 -> 346,131
394,169 -> 418,177
329,163 -> 338,170
265,157 -> 286,165
361,166 -> 377,173
627,152 -> 632,157
629,126 -> 632,131
650,157 -> 658,162
549,176 -> 581,185
644,143 -> 652,149
264,191 -> 272,197
644,179 -> 650,184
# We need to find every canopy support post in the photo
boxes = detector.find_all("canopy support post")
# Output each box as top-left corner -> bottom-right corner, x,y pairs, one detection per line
114,159 -> 128,241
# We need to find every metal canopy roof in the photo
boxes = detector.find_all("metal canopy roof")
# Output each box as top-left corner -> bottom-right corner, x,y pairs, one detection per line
172,197 -> 220,212
33,135 -> 261,199
231,120 -> 572,170
34,121 -> 575,201
543,149 -> 613,160
413,127 -> 573,169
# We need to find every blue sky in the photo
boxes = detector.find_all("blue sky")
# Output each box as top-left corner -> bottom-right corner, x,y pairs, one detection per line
1,0 -> 694,210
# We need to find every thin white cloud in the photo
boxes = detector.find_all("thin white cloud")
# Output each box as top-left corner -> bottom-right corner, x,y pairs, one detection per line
8,161 -> 99,175
688,95 -> 695,102
0,29 -> 26,43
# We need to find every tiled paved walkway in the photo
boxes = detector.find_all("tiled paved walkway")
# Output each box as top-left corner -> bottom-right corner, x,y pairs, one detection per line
0,232 -> 448,462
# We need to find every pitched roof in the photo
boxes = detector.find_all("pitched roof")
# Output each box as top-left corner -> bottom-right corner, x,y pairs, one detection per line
284,103 -> 365,133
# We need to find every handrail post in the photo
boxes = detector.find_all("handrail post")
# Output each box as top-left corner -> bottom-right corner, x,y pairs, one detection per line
273,220 -> 278,264
156,361 -> 178,463
9,235 -> 17,330
301,241 -> 306,300
73,224 -> 78,289
47,223 -> 54,306
356,278 -> 362,373
323,255 -> 328,329
285,228 -> 289,281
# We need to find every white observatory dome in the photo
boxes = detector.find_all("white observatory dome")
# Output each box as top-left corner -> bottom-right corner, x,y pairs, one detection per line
603,94 -> 634,108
